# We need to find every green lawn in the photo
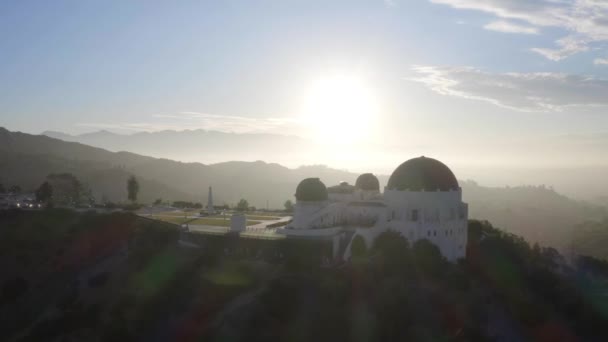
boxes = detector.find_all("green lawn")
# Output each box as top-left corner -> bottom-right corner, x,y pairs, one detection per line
188,218 -> 261,227
245,215 -> 282,221
156,211 -> 202,217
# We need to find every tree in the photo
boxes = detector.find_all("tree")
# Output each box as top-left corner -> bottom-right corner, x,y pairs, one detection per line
411,239 -> 446,278
35,181 -> 53,203
0,183 -> 5,193
127,176 -> 139,203
153,198 -> 162,206
236,199 -> 249,212
46,173 -> 83,205
372,230 -> 411,274
81,187 -> 95,206
351,235 -> 367,258
284,200 -> 294,212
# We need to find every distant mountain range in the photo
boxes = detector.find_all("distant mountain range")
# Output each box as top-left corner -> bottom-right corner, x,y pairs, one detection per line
2,127 -> 606,250
2,127 -> 360,207
42,129 -> 316,166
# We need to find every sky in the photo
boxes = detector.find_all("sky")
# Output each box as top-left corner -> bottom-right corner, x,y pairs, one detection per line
2,0 -> 608,175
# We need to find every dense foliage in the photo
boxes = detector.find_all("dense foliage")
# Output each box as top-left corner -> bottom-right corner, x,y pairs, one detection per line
206,221 -> 608,341
35,181 -> 53,203
236,199 -> 249,212
2,210 -> 608,341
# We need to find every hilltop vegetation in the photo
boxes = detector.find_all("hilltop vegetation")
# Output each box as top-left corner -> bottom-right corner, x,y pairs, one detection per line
1,210 -> 607,340
0,209 -> 280,341
204,221 -> 608,341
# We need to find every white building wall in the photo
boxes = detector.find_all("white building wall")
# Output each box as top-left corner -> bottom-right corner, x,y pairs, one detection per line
287,187 -> 469,262
291,201 -> 329,229
344,204 -> 387,226
383,188 -> 468,262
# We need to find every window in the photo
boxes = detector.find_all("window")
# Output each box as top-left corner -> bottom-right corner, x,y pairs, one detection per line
411,209 -> 419,222
433,230 -> 437,237
427,230 -> 431,237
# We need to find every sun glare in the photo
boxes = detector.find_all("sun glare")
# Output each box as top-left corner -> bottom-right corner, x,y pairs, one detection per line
300,73 -> 379,144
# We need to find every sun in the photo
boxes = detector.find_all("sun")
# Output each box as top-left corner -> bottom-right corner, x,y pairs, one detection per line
300,73 -> 379,144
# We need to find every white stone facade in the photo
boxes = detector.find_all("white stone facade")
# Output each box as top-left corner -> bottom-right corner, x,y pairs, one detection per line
281,158 -> 469,262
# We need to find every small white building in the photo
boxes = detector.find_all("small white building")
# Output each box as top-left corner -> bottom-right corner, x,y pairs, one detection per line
278,157 -> 468,262
230,213 -> 247,232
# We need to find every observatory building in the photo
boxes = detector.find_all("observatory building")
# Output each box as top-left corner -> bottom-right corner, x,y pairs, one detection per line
279,156 -> 468,262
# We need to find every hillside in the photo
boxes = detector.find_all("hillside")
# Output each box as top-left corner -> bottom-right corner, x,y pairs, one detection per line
2,127 -> 606,253
1,211 -> 607,340
461,180 -> 607,251
1,128 -> 351,207
572,220 -> 608,261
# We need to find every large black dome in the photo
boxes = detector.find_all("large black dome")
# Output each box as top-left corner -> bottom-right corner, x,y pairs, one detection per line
295,178 -> 328,201
355,173 -> 380,192
387,157 -> 459,191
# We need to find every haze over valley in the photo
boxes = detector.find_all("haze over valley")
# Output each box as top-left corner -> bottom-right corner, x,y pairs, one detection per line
35,128 -> 608,202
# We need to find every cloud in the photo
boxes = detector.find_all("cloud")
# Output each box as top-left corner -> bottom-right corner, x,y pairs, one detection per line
408,65 -> 608,112
77,112 -> 302,134
595,57 -> 608,65
530,35 -> 590,61
484,20 -> 539,34
430,0 -> 608,60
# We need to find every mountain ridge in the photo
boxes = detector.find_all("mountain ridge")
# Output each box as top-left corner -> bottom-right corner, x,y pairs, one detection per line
40,128 -> 312,166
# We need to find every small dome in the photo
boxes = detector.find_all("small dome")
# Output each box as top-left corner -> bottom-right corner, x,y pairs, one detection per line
387,156 -> 458,191
355,173 -> 380,192
328,182 -> 356,194
295,178 -> 328,201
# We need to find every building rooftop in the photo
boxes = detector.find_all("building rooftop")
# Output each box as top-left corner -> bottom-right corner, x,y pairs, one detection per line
387,156 -> 459,191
